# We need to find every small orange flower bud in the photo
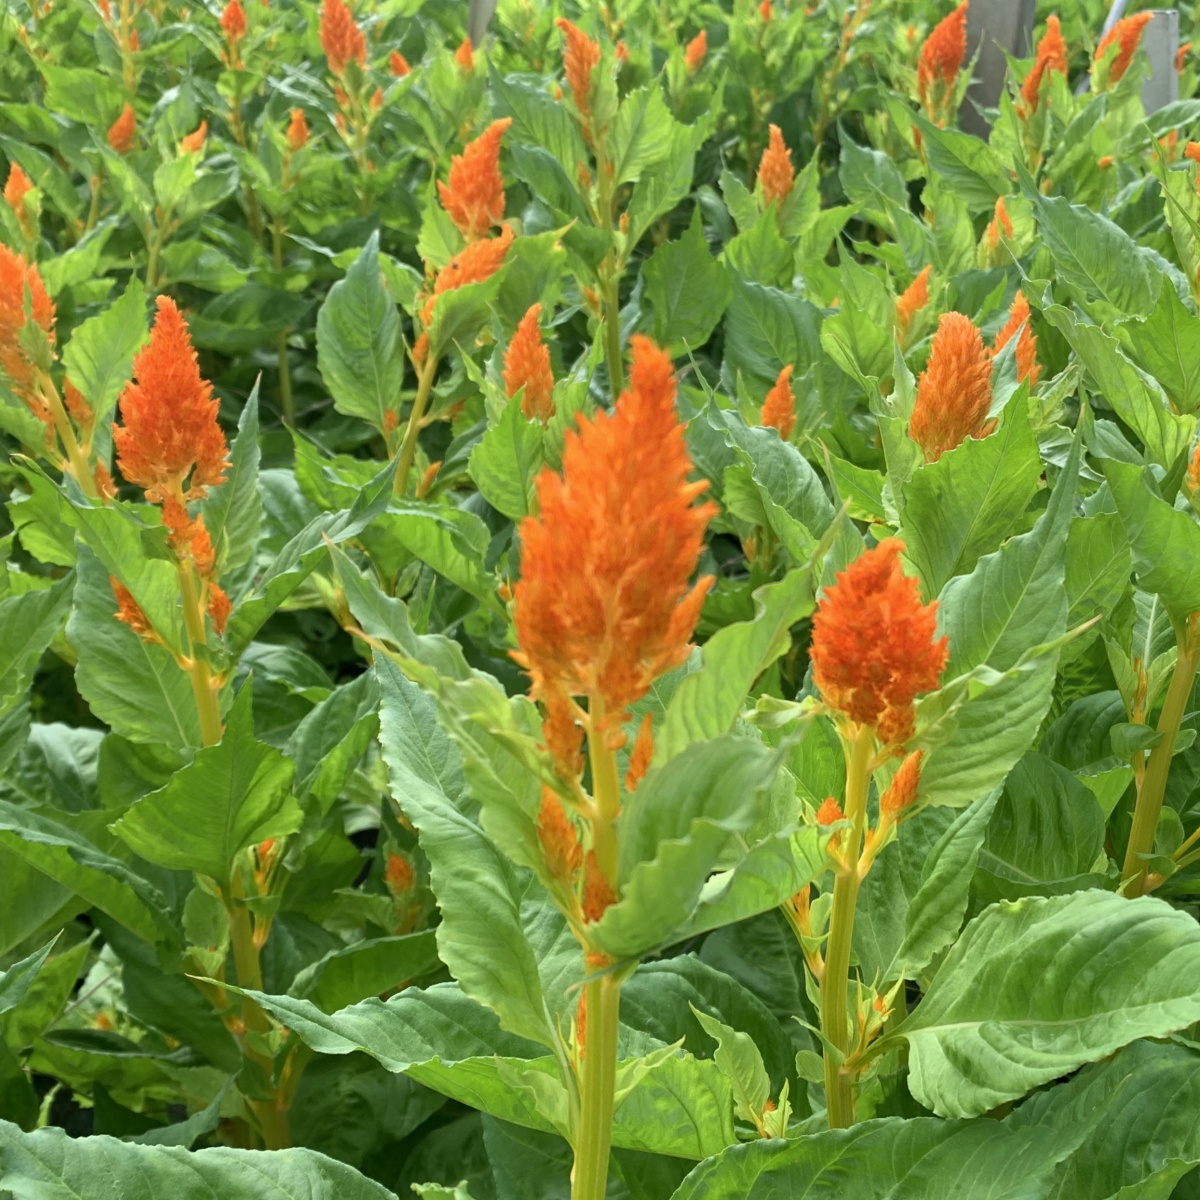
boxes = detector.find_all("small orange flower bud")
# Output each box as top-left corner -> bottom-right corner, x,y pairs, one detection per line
1178,41 -> 1192,73
207,583 -> 232,633
1020,15 -> 1067,115
111,577 -> 154,639
684,29 -> 707,72
917,1 -> 968,122
537,786 -> 583,882
908,312 -> 994,463
1187,442 -> 1200,494
0,244 -> 54,415
760,364 -> 796,440
179,120 -> 208,154
454,36 -> 474,71
624,712 -> 655,791
437,118 -> 512,241
985,196 -> 1014,256
757,124 -> 794,207
759,0 -> 771,20
504,303 -> 554,422
815,796 -> 845,825
416,460 -> 440,498
3,164 -> 33,216
219,0 -> 245,41
582,852 -> 617,923
107,103 -> 137,154
1097,154 -> 1115,170
384,851 -> 415,896
615,40 -> 628,64
370,85 -> 384,110
993,291 -> 1040,387
63,378 -> 92,427
286,107 -> 308,151
320,0 -> 366,75
418,225 -> 514,330
1095,12 -> 1154,86
895,265 -> 931,342
880,749 -> 923,816
555,18 -> 601,131
390,48 -> 410,76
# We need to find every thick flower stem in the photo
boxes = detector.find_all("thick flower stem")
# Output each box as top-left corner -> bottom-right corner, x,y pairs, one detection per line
177,561 -> 224,749
1122,616 -> 1200,897
271,219 -> 295,426
572,970 -> 620,1200
820,726 -> 873,1129
602,271 -> 624,398
393,354 -> 437,497
40,376 -> 99,501
587,704 -> 622,885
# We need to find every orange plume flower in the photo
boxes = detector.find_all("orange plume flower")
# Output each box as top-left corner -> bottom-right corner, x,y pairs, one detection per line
537,786 -> 583,883
895,265 -> 931,341
111,578 -> 155,640
880,749 -> 924,816
993,291 -> 1040,387
384,852 -> 415,896
1020,15 -> 1067,114
1188,441 -> 1200,495
917,1 -> 968,122
113,296 -> 228,503
0,245 -> 54,417
207,583 -> 232,634
4,164 -> 32,216
179,121 -> 207,154
685,29 -> 707,72
107,103 -> 137,154
320,0 -> 366,75
761,364 -> 796,440
759,0 -> 771,19
908,312 -> 994,463
438,118 -> 512,241
220,0 -> 245,40
454,37 -> 474,71
815,796 -> 845,825
809,538 -> 948,745
513,336 -> 716,771
390,48 -> 410,76
286,107 -> 309,151
624,712 -> 655,791
504,303 -> 554,422
556,18 -> 601,130
418,224 -> 514,332
1179,42 -> 1193,73
757,124 -> 794,207
1095,12 -> 1154,86
582,852 -> 617,922
1187,142 -> 1200,165
984,196 -> 1014,262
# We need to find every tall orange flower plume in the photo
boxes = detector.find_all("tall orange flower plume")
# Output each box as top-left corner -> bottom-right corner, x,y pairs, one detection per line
179,121 -> 207,154
556,18 -> 601,130
4,164 -> 33,216
984,196 -> 1014,262
993,291 -> 1040,387
107,103 -> 137,154
880,749 -> 923,816
437,118 -> 512,241
418,224 -> 514,332
908,312 -> 994,463
1020,15 -> 1067,114
220,0 -> 245,40
286,107 -> 309,151
390,49 -> 410,76
761,364 -> 796,440
0,244 -> 54,419
810,538 -> 947,746
113,296 -> 228,503
513,336 -> 716,771
320,0 -> 366,76
759,0 -> 772,20
758,124 -> 795,207
1095,12 -> 1154,87
685,29 -> 707,71
454,37 -> 474,71
537,787 -> 582,883
917,1 -> 968,122
504,303 -> 554,422
895,265 -> 932,341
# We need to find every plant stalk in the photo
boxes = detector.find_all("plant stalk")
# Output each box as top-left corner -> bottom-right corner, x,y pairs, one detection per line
572,970 -> 620,1200
40,375 -> 99,501
176,559 -> 224,748
393,354 -> 437,497
1122,616 -> 1200,897
271,219 -> 295,425
819,725 -> 873,1129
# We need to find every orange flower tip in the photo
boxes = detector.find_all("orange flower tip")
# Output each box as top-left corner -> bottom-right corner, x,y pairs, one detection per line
219,0 -> 245,40
111,577 -> 154,639
993,291 -> 1040,388
809,538 -> 948,745
421,225 -> 514,327
1178,41 -> 1192,73
917,1 -> 968,114
286,107 -> 309,151
390,48 -> 410,76
107,102 -> 137,154
207,583 -> 232,634
1095,12 -> 1154,85
815,796 -> 844,826
684,29 -> 707,72
1020,15 -> 1067,113
582,852 -> 618,923
3,164 -> 33,213
759,0 -> 771,20
881,749 -> 924,816
504,302 -> 555,422
416,460 -> 441,499
757,124 -> 794,207
556,18 -> 601,125
179,120 -> 207,154
455,36 -> 474,70
438,118 -> 512,241
320,0 -> 366,75
761,363 -> 796,441
895,265 -> 932,338
1186,142 -> 1200,166
384,852 -> 415,896
0,244 -> 55,407
908,311 -> 993,462
537,787 -> 582,882
624,712 -> 655,792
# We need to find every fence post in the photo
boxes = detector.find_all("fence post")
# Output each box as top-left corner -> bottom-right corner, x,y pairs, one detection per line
468,0 -> 497,47
960,0 -> 1037,136
1141,10 -> 1180,114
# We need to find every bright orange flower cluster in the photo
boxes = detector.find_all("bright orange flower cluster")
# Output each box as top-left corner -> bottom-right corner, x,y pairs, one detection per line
390,49 -> 410,76
810,538 -> 947,746
455,37 -> 475,71
513,336 -> 716,772
179,121 -> 207,154
112,579 -> 154,638
556,18 -> 601,132
1020,15 -> 1067,114
0,244 -> 54,420
4,165 -> 33,233
994,291 -> 1040,387
815,796 -> 844,825
220,0 -> 245,41
286,108 -> 309,151
320,0 -> 366,76
685,29 -> 707,71
758,124 -> 794,207
537,787 -> 583,884
880,749 -> 923,816
1095,12 -> 1154,86
761,364 -> 796,440
895,265 -> 931,342
917,1 -> 968,122
983,196 -> 1014,264
107,103 -> 137,154
438,118 -> 512,242
908,312 -> 994,463
504,303 -> 555,422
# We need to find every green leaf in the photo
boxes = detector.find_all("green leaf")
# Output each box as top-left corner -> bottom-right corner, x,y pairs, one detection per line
385,501 -> 501,608
290,933 -> 441,1014
723,275 -> 823,386
900,394 -> 1042,599
428,271 -> 508,361
690,1006 -> 770,1127
111,681 -> 300,882
0,1118 -> 399,1198
1063,513 -> 1131,662
609,85 -> 676,186
643,207 -> 731,355
60,279 -> 147,423
202,382 -> 261,577
316,232 -> 404,432
0,573 -> 72,714
0,937 -> 57,1018
287,672 -> 379,813
913,118 -> 1011,212
888,890 -> 1200,1117
1117,275 -> 1200,413
467,395 -> 544,521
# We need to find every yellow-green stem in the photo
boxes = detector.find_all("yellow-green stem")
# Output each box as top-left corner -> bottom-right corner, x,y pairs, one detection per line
587,703 -> 622,885
177,560 -> 224,748
571,971 -> 620,1200
1122,617 -> 1200,896
272,219 -> 295,425
819,726 -> 873,1129
145,203 -> 174,293
393,354 -> 437,497
41,376 -> 99,501
84,174 -> 103,234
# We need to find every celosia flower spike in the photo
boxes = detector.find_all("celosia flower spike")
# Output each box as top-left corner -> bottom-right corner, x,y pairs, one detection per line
220,0 -> 245,41
286,107 -> 309,151
624,713 -> 655,791
809,538 -> 947,746
113,296 -> 228,502
761,364 -> 796,440
685,29 -> 707,72
908,311 -> 994,462
757,124 -> 794,207
179,121 -> 207,154
419,224 -> 515,332
320,0 -> 366,76
390,49 -> 410,76
3,164 -> 33,216
1020,15 -> 1067,114
455,37 -> 474,71
537,786 -> 582,883
917,1 -> 968,122
1094,12 -> 1154,87
815,796 -> 844,826
880,749 -> 923,817
438,118 -> 512,241
556,18 -> 601,131
993,291 -> 1040,387
107,103 -> 137,154
504,303 -> 555,422
895,265 -> 932,341
513,336 -> 716,772
111,578 -> 155,640
0,245 -> 54,422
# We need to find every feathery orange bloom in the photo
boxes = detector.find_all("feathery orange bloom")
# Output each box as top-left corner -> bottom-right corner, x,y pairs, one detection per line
815,796 -> 845,825
685,29 -> 707,71
0,244 -> 54,415
1179,42 -> 1192,73
63,377 -> 91,427
537,786 -> 583,883
4,164 -> 32,216
513,336 -> 716,771
984,196 -> 1014,262
384,852 -> 414,896
207,583 -> 232,634
286,107 -> 308,151
1020,15 -> 1067,114
908,312 -> 994,463
454,37 -> 474,71
320,0 -> 366,75
993,291 -> 1040,388
1095,12 -> 1154,86
757,124 -> 794,207
111,578 -> 155,639
1187,141 -> 1200,165
219,0 -> 245,40
809,538 -> 947,745
107,103 -> 137,154
582,852 -> 617,922
759,0 -> 771,19
113,296 -> 228,503
761,364 -> 796,440
624,712 -> 655,791
895,265 -> 932,341
504,303 -> 554,422
370,85 -> 384,111
1187,441 -> 1200,494
556,18 -> 601,129
438,118 -> 512,241
880,749 -> 923,816
179,120 -> 207,154
917,1 -> 968,121
390,48 -> 410,76
419,224 -> 514,328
